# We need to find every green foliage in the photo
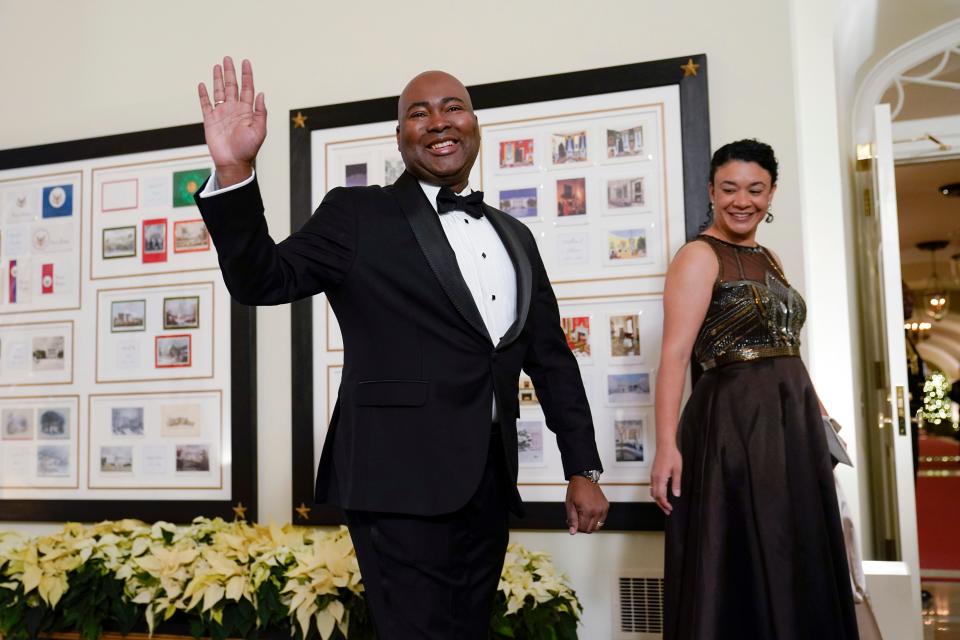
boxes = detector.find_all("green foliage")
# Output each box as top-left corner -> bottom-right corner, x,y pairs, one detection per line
488,592 -> 580,640
59,559 -> 141,640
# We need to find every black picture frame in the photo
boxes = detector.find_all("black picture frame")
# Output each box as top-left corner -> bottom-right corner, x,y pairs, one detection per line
289,56 -> 710,530
0,124 -> 258,523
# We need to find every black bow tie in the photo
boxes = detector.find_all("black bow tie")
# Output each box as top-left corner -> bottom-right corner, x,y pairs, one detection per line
436,187 -> 485,219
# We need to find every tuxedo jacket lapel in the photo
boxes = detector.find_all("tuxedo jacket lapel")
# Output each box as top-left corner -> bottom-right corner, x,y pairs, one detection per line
392,172 -> 493,344
484,205 -> 532,351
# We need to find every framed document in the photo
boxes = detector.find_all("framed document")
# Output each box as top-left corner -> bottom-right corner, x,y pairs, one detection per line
0,125 -> 257,522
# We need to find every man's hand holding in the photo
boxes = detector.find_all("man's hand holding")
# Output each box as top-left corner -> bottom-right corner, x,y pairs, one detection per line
565,477 -> 610,535
198,57 -> 267,188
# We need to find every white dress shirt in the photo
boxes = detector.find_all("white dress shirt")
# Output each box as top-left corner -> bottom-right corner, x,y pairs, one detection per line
417,181 -> 517,347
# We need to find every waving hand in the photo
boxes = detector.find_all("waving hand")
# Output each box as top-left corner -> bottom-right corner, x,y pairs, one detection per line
198,57 -> 267,188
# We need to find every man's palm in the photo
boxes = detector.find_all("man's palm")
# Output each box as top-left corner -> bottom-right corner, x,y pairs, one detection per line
198,57 -> 267,185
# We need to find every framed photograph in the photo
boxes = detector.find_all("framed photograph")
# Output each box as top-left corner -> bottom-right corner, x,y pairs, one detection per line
172,219 -> 210,253
499,187 -> 539,220
102,226 -> 137,259
550,131 -> 588,165
606,176 -> 646,212
155,334 -> 191,368
344,163 -> 368,187
100,446 -> 134,473
290,56 -> 709,530
605,228 -> 648,264
606,370 -> 652,406
37,445 -> 70,478
517,419 -> 545,466
609,312 -> 642,361
111,300 -> 146,333
163,296 -> 199,330
518,373 -> 539,406
561,315 -> 592,360
384,158 -> 405,185
555,178 -> 587,220
160,403 -> 203,437
32,336 -> 65,371
142,218 -> 167,263
0,124 -> 256,522
499,139 -> 535,169
606,124 -> 645,159
37,407 -> 70,440
176,444 -> 211,472
2,409 -> 33,440
111,407 -> 145,436
614,412 -> 646,463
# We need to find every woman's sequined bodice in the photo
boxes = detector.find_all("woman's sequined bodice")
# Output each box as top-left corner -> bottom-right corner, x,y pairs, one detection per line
692,235 -> 806,369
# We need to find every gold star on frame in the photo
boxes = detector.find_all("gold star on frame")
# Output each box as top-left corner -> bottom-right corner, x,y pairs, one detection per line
232,502 -> 248,520
295,503 -> 312,521
292,111 -> 308,129
681,58 -> 700,77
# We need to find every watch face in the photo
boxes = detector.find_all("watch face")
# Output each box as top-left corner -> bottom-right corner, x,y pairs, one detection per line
582,470 -> 601,483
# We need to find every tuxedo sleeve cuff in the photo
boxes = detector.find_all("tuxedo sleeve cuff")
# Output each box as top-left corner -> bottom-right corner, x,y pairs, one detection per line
199,168 -> 256,197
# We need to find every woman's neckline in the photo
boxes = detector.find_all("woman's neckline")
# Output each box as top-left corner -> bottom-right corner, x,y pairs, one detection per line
698,233 -> 762,250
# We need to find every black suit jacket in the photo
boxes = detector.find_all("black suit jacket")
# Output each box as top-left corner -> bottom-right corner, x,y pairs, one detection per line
196,171 -> 602,516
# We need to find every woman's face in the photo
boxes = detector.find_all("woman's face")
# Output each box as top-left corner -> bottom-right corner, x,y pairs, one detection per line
708,160 -> 776,241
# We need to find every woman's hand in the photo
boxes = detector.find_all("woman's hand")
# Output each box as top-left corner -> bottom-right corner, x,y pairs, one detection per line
651,444 -> 683,515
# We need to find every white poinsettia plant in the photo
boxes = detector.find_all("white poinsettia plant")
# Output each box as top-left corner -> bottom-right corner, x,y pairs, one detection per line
0,518 -> 581,640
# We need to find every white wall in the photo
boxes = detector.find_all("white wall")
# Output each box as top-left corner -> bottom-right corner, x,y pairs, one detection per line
0,0 -> 868,636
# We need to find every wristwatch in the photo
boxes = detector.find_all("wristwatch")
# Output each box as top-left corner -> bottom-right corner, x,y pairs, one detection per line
575,469 -> 602,484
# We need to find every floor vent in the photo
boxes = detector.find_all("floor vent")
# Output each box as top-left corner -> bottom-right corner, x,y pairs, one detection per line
615,574 -> 664,639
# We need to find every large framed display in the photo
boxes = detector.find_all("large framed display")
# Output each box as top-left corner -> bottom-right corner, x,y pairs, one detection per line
0,125 -> 257,522
289,56 -> 709,529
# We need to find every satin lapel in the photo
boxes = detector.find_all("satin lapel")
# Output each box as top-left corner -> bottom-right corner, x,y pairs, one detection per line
483,205 -> 533,350
392,172 -> 492,344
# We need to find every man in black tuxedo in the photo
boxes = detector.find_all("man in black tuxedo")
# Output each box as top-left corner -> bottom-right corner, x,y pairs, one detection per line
196,57 -> 608,639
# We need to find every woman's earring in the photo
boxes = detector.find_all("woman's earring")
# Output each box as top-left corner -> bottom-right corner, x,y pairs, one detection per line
765,206 -> 774,223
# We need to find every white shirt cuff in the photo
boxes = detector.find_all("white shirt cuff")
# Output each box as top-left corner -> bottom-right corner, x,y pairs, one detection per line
198,168 -> 256,198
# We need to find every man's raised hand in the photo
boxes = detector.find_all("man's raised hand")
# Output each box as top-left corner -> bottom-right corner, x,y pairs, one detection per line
197,57 -> 267,188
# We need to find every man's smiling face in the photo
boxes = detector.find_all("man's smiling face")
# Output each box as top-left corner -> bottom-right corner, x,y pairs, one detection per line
396,71 -> 480,193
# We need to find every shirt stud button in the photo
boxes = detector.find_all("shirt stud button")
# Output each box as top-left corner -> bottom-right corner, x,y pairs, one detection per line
492,294 -> 496,300
482,252 -> 486,258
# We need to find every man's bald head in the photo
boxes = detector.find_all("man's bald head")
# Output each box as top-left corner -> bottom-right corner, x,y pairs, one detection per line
397,71 -> 473,121
395,70 -> 480,193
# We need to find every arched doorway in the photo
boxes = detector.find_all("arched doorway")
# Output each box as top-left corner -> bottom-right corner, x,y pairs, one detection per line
852,17 -> 960,638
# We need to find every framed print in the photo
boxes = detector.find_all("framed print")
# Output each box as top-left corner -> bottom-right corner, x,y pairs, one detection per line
88,391 -> 222,490
96,282 -> 214,383
102,226 -> 137,259
142,218 -> 168,264
0,395 -> 79,489
0,171 -> 82,316
155,334 -> 192,368
91,156 -> 217,279
111,299 -> 146,332
289,56 -> 709,530
173,219 -> 210,253
163,296 -> 200,329
0,320 -> 74,386
0,124 -> 257,522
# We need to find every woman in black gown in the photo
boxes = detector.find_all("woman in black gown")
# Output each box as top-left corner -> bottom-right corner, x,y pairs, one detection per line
651,140 -> 859,639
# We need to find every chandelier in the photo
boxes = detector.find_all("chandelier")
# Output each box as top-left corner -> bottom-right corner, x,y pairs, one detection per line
904,318 -> 932,341
917,240 -> 950,320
